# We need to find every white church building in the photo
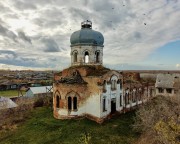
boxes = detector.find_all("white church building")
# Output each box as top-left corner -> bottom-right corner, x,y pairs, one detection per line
53,20 -> 146,123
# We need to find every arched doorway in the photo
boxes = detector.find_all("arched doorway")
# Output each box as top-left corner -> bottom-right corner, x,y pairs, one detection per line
111,98 -> 116,114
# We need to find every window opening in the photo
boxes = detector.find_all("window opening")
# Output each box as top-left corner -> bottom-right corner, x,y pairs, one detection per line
73,97 -> 77,110
120,94 -> 122,106
84,51 -> 89,63
56,96 -> 60,108
103,98 -> 106,112
68,97 -> 72,110
96,51 -> 100,63
74,52 -> 77,62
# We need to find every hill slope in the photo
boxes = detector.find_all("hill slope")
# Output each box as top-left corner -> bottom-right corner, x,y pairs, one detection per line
0,107 -> 138,144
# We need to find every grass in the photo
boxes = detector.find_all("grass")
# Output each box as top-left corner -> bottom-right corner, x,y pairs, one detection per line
0,107 -> 139,144
0,90 -> 26,97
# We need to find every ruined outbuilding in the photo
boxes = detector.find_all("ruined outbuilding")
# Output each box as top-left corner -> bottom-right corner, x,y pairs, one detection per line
155,73 -> 180,96
0,96 -> 17,110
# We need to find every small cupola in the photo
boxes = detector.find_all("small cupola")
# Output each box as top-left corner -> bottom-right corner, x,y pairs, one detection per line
70,21 -> 104,66
81,20 -> 92,29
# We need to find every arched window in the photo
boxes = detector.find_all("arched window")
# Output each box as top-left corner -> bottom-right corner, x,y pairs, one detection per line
136,90 -> 138,101
125,93 -> 128,105
131,91 -> 134,102
127,93 -> 130,104
118,79 -> 122,89
96,51 -> 100,63
73,52 -> 77,62
84,51 -> 89,63
56,96 -> 60,108
111,80 -> 114,90
139,93 -> 141,101
103,80 -> 107,92
135,91 -> 137,102
66,91 -> 79,111
114,80 -> 117,90
68,97 -> 72,111
73,97 -> 77,110
120,94 -> 122,106
120,83 -> 122,89
111,80 -> 117,90
103,98 -> 106,112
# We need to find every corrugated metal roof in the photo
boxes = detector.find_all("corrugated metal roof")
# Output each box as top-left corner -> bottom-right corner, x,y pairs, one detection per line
29,86 -> 53,94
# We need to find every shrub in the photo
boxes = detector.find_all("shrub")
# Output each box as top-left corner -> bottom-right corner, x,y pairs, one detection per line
0,95 -> 52,131
33,95 -> 53,108
133,95 -> 180,144
0,98 -> 34,130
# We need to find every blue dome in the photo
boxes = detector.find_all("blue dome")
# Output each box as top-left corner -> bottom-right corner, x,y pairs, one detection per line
70,22 -> 104,47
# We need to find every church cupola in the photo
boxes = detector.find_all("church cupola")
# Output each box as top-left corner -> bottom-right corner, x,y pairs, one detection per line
81,20 -> 92,29
70,20 -> 104,66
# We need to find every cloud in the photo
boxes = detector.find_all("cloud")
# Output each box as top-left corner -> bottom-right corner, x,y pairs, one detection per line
50,58 -> 57,61
0,24 -> 17,42
0,3 -> 11,13
12,1 -> 37,10
0,0 -> 180,70
40,38 -> 61,52
0,52 -> 43,68
18,31 -> 31,43
0,50 -> 17,58
176,64 -> 180,68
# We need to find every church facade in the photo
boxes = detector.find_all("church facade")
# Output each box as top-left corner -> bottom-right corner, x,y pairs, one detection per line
53,20 -> 150,123
53,21 -> 123,123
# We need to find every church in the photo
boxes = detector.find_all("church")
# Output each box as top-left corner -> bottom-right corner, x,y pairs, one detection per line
53,20 -> 148,123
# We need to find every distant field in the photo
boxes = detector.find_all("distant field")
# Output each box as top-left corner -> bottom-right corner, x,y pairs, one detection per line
0,107 -> 139,144
0,90 -> 25,97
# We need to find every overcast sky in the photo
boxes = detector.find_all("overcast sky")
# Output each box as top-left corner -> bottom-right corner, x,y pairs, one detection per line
0,0 -> 180,70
